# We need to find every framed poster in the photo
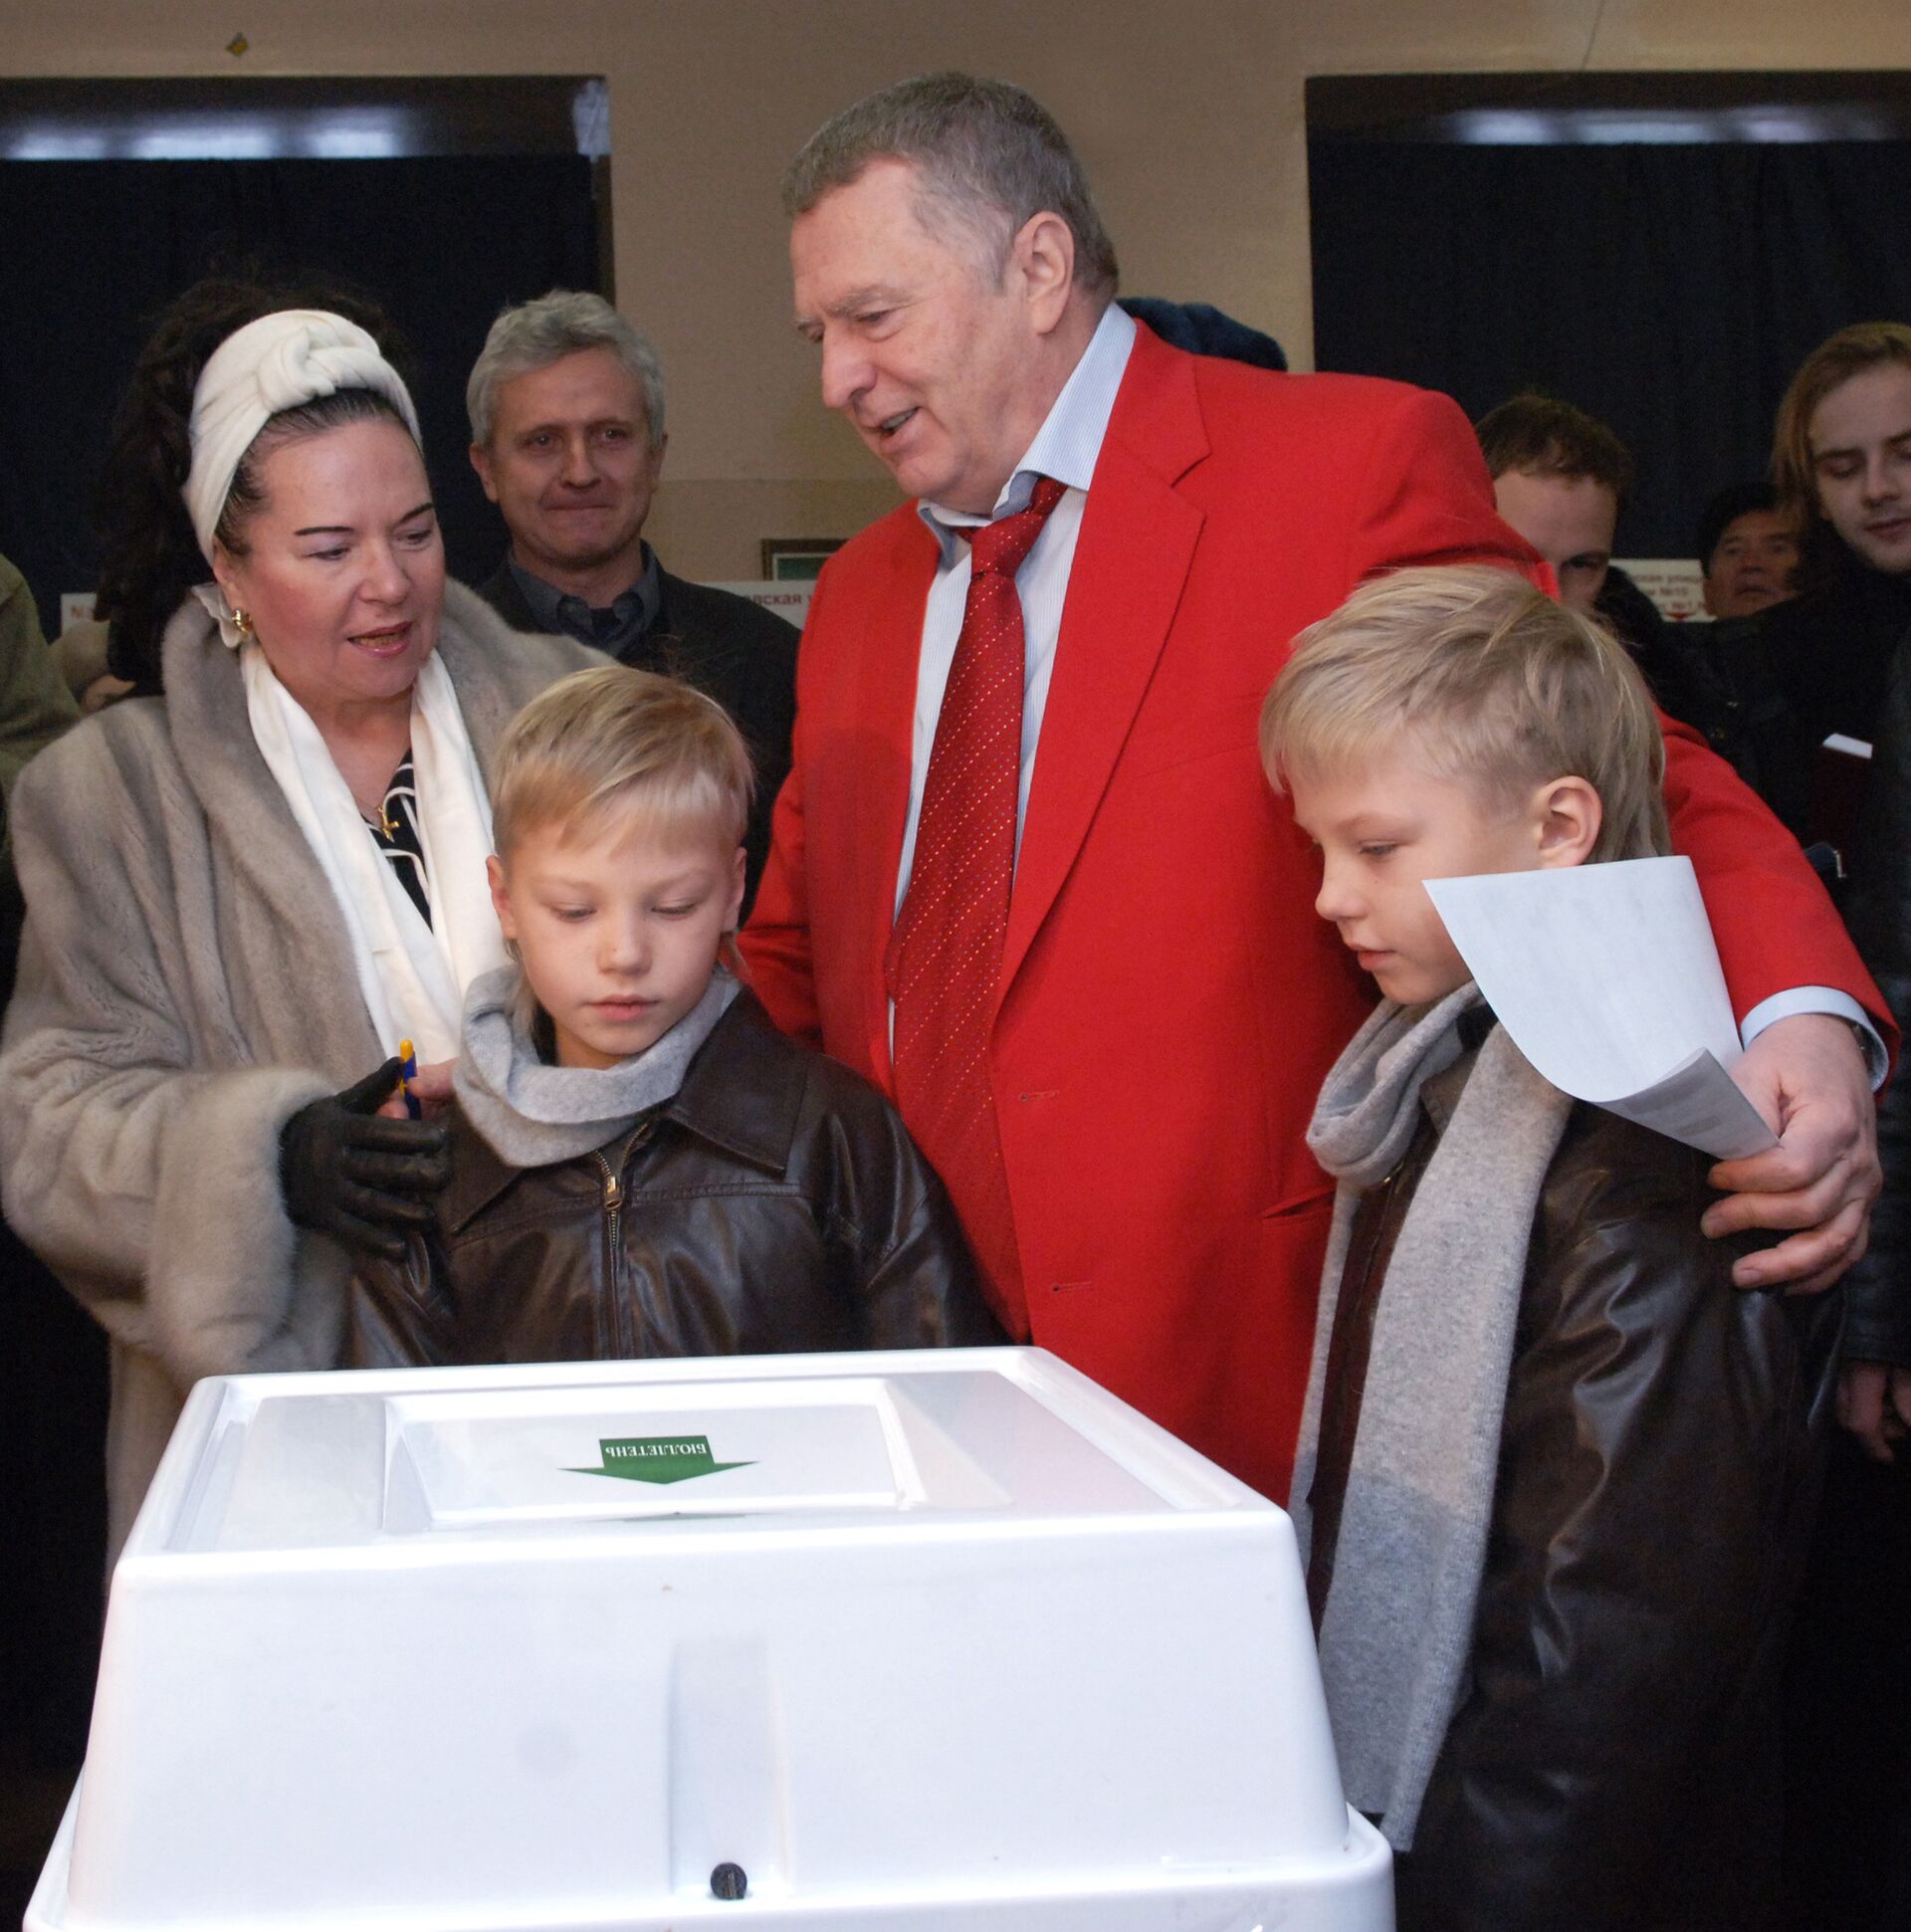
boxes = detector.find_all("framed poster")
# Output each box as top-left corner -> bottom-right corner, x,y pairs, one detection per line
759,537 -> 844,583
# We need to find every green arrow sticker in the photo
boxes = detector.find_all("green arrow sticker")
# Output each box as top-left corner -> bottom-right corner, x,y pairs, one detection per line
567,1434 -> 753,1486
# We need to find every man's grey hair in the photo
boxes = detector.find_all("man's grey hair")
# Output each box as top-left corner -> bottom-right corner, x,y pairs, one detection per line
466,290 -> 666,448
782,72 -> 1119,300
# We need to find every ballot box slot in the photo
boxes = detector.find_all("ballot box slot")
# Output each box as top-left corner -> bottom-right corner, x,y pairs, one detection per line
381,1379 -> 924,1533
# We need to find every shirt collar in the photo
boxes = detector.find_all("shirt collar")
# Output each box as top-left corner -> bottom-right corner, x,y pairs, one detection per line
917,302 -> 1138,565
508,544 -> 661,640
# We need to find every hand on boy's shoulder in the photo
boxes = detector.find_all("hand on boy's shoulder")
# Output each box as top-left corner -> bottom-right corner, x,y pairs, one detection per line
1701,1013 -> 1881,1295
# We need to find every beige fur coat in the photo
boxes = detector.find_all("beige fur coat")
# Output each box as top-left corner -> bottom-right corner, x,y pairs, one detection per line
0,582 -> 595,1554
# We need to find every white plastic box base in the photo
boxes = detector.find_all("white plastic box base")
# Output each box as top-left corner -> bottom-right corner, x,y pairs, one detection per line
31,1793 -> 1390,1930
28,1348 -> 1392,1931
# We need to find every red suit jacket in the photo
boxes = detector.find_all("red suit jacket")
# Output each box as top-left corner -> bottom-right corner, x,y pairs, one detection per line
743,324 -> 1888,1504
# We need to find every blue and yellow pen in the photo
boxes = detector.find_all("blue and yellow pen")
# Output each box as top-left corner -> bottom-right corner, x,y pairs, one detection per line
397,1037 -> 422,1121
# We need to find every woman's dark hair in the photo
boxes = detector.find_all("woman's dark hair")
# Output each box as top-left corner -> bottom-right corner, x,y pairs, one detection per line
94,273 -> 414,691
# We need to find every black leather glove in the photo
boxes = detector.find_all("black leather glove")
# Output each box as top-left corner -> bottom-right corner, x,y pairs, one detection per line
279,1059 -> 450,1262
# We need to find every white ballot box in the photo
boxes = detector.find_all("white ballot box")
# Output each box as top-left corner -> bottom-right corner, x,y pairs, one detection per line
29,1349 -> 1391,1931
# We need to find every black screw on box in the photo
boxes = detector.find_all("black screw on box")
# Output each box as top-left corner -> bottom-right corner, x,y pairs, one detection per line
711,1862 -> 748,1901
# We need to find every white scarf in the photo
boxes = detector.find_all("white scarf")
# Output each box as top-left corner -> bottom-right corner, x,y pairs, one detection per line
200,586 -> 505,1063
455,965 -> 743,1168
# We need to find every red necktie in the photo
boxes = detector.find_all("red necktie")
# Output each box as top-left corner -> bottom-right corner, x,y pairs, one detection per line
885,476 -> 1067,1335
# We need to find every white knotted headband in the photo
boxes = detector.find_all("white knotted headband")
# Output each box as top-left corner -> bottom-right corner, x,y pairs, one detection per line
182,309 -> 422,562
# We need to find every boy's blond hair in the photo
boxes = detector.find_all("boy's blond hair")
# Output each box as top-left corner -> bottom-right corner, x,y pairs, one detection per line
492,664 -> 754,858
1259,564 -> 1669,864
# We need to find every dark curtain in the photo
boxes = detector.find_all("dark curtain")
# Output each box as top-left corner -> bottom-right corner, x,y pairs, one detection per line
0,154 -> 599,634
1309,139 -> 1911,556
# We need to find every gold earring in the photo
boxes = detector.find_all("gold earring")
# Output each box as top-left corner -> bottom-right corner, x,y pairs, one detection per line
232,606 -> 254,637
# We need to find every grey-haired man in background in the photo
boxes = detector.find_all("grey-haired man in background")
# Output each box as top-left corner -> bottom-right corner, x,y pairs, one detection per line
468,291 -> 797,904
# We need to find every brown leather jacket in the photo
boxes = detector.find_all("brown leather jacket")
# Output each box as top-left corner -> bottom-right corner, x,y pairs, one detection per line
349,991 -> 1002,1366
1308,1029 -> 1838,1932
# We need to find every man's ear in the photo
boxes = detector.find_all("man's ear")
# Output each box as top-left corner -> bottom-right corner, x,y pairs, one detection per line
1011,210 -> 1078,335
487,854 -> 519,940
470,442 -> 500,505
646,432 -> 669,489
1532,775 -> 1603,868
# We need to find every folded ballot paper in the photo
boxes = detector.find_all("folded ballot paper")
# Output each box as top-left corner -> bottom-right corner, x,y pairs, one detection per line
1426,856 -> 1780,1160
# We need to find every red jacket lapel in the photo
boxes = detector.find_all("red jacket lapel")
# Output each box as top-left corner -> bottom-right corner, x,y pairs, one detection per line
1001,327 -> 1210,992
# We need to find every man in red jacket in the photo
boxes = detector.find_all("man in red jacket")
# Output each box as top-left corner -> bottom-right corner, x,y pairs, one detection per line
743,72 -> 1888,1502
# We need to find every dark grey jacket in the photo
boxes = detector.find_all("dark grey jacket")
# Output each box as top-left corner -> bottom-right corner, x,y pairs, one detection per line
475,557 -> 797,910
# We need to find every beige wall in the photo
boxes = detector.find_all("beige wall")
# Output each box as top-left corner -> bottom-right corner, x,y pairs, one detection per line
6,1 -> 1910,576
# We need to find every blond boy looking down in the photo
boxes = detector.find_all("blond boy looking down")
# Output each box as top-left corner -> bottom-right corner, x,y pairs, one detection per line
350,665 -> 996,1367
1261,567 -> 1835,1932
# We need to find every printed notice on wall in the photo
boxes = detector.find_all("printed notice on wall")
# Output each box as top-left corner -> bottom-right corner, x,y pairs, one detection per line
1614,557 -> 1706,622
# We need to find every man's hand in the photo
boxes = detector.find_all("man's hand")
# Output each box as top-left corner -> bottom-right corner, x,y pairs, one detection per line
375,1057 -> 456,1120
1701,1012 -> 1881,1294
1838,1361 -> 1911,1462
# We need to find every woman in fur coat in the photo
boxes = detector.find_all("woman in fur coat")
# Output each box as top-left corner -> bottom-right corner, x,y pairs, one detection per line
0,281 -> 595,1554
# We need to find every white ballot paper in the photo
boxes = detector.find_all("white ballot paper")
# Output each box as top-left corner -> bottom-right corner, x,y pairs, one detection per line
1426,856 -> 1780,1160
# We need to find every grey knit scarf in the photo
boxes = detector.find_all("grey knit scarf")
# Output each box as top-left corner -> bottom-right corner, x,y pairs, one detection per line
1293,981 -> 1574,1850
454,964 -> 741,1169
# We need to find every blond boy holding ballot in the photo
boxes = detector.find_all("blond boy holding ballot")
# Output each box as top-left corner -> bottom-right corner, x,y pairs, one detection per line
1262,566 -> 1835,1932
